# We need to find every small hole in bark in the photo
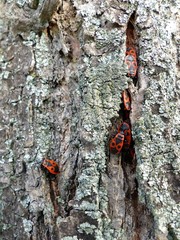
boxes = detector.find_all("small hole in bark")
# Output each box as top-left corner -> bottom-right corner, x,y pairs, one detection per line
46,26 -> 53,41
22,161 -> 27,174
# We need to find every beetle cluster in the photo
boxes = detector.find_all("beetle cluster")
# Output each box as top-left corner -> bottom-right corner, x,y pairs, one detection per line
41,47 -> 138,173
109,46 -> 137,157
109,89 -> 132,155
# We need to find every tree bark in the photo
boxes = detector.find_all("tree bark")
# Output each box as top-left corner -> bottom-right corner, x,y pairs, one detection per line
0,0 -> 179,239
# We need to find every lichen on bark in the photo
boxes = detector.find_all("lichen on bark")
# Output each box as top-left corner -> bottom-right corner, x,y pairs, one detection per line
0,0 -> 179,240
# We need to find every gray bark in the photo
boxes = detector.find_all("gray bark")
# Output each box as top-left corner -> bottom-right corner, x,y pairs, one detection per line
0,0 -> 179,239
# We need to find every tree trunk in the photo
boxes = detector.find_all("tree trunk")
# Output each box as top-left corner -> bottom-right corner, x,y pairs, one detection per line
0,0 -> 179,239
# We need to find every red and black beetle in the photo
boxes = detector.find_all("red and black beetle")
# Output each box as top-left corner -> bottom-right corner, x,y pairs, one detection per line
41,159 -> 60,175
109,132 -> 124,154
125,47 -> 138,77
122,90 -> 131,111
118,122 -> 131,150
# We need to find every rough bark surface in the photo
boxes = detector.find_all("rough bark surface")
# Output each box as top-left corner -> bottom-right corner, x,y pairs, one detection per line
0,0 -> 179,240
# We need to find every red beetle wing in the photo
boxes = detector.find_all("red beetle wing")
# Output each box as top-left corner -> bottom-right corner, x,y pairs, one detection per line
118,122 -> 131,149
110,133 -> 124,154
125,48 -> 138,77
42,159 -> 60,174
122,90 -> 131,111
